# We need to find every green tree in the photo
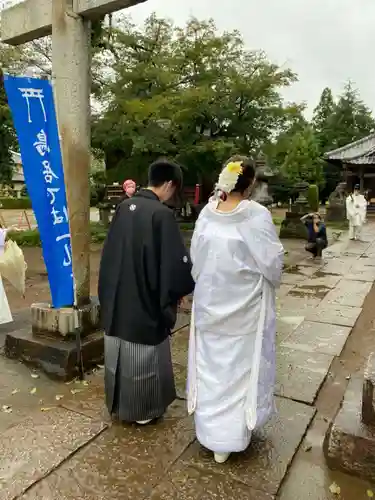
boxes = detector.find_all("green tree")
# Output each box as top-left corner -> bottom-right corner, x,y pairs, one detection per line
329,82 -> 375,149
265,104 -> 308,170
312,87 -> 335,151
92,15 -> 297,185
307,184 -> 319,212
312,83 -> 375,153
0,71 -> 15,184
312,83 -> 375,200
312,87 -> 338,200
282,126 -> 324,185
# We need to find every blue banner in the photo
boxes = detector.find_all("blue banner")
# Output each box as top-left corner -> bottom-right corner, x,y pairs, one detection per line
4,75 -> 74,308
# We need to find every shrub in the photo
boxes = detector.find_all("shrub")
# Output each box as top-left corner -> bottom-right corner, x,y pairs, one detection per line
8,229 -> 41,247
307,184 -> 319,212
8,223 -> 108,247
90,223 -> 107,243
0,197 -> 32,209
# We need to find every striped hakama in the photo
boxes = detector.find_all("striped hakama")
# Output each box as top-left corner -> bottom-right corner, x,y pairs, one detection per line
104,335 -> 176,422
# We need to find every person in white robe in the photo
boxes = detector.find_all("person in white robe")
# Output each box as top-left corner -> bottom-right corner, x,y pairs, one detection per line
346,184 -> 367,240
0,226 -> 13,325
187,156 -> 284,464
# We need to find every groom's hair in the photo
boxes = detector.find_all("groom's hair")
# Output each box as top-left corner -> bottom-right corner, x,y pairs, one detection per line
224,155 -> 256,194
148,158 -> 183,190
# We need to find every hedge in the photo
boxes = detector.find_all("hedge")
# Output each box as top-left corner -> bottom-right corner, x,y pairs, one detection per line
307,185 -> 319,213
9,223 -> 108,247
8,229 -> 41,247
0,197 -> 32,210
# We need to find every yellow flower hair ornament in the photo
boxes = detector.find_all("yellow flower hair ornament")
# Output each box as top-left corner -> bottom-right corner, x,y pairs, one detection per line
213,161 -> 243,201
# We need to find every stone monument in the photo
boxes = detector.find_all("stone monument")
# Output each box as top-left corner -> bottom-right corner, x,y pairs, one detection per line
279,181 -> 309,239
1,0 -> 147,380
324,353 -> 375,482
326,181 -> 347,222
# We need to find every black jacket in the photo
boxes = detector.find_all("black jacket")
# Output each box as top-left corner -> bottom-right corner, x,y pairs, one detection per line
98,189 -> 194,345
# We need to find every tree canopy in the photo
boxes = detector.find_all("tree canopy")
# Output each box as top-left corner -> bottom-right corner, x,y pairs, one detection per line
91,15 -> 298,185
281,125 -> 324,186
0,13 -> 374,198
0,70 -> 15,184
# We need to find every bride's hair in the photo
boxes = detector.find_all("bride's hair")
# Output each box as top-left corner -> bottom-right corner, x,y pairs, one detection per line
224,155 -> 256,195
214,155 -> 256,201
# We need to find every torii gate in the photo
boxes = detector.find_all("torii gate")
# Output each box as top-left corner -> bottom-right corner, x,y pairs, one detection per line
0,0 -> 146,306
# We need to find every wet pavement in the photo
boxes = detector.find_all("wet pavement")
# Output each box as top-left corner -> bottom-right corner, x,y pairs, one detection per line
1,227 -> 375,498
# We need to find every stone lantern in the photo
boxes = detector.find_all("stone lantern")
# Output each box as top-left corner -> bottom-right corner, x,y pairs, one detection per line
279,181 -> 310,239
251,154 -> 274,207
292,181 -> 309,214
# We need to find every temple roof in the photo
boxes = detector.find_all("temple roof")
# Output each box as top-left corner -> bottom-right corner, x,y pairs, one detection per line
324,133 -> 375,165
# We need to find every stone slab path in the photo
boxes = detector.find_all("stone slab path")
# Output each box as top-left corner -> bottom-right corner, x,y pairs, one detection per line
2,226 -> 375,498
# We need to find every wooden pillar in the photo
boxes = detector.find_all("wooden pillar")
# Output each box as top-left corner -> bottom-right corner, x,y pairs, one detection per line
360,165 -> 365,192
343,163 -> 349,191
52,0 -> 91,306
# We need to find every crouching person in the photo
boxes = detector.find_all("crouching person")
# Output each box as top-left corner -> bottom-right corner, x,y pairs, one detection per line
301,212 -> 328,258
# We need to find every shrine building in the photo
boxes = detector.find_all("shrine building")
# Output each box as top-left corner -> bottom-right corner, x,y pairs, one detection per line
325,133 -> 375,201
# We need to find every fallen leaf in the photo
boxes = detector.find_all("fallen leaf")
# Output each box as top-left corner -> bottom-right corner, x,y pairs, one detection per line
11,389 -> 20,395
31,373 -> 39,379
55,395 -> 64,401
70,389 -> 82,395
2,405 -> 12,413
30,387 -> 37,395
40,407 -> 53,412
367,490 -> 374,498
329,482 -> 341,495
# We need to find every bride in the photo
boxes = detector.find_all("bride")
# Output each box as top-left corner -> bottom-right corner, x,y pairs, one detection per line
188,156 -> 284,463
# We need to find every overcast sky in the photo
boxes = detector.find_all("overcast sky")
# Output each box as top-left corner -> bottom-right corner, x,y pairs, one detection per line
127,0 -> 375,116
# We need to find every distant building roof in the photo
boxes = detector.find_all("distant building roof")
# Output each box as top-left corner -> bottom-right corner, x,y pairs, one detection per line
324,133 -> 375,165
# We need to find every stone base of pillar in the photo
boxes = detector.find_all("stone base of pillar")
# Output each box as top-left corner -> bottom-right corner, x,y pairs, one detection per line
31,299 -> 100,339
5,299 -> 103,381
324,376 -> 375,483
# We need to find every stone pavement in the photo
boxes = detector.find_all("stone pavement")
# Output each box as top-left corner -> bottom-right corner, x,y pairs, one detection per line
2,227 -> 375,498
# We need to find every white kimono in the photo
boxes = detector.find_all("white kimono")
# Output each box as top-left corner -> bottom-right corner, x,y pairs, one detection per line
187,200 -> 284,453
346,194 -> 367,240
0,229 -> 12,325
